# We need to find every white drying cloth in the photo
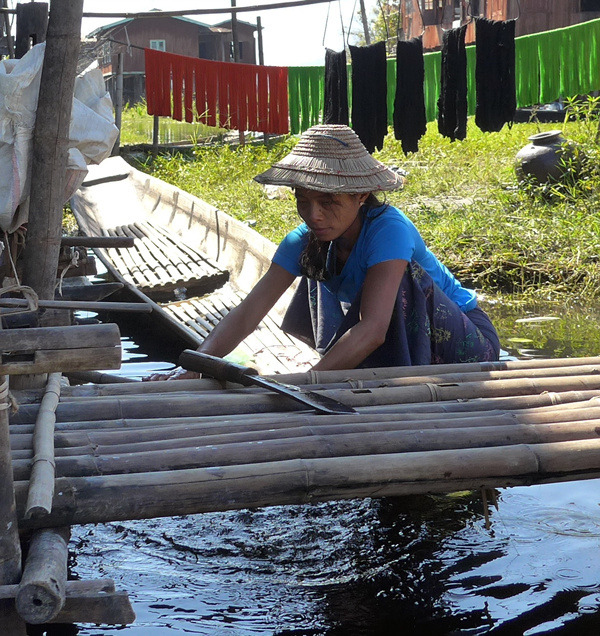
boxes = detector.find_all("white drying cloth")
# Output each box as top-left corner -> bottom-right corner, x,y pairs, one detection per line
0,43 -> 119,231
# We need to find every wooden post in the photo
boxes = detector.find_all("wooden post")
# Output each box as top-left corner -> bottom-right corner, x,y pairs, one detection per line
22,0 -> 84,301
0,374 -> 27,634
231,0 -> 245,147
359,0 -> 371,45
1,0 -> 14,58
16,527 -> 70,624
256,16 -> 269,145
111,51 -> 124,156
15,1 -> 48,59
152,115 -> 160,155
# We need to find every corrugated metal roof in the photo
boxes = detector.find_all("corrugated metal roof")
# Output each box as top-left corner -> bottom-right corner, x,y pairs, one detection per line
87,13 -> 212,38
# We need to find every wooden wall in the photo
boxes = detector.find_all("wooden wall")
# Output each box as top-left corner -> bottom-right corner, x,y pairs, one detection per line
402,0 -> 600,47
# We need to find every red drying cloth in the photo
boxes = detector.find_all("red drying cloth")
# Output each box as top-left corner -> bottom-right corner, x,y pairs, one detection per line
144,48 -> 289,134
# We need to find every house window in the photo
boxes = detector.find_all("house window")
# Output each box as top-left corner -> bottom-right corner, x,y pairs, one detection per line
238,41 -> 244,58
582,0 -> 600,10
150,39 -> 166,52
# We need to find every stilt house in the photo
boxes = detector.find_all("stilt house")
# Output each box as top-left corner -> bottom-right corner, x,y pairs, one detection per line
402,0 -> 600,49
88,12 -> 257,105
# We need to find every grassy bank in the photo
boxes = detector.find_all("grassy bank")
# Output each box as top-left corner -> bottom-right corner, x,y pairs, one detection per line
134,103 -> 600,302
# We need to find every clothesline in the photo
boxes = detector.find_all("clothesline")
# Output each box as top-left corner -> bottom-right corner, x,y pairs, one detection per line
144,17 -> 600,139
289,17 -> 600,132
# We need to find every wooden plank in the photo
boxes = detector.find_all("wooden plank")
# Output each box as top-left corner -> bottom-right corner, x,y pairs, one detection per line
0,348 -> 121,376
0,579 -> 135,626
0,324 -> 120,352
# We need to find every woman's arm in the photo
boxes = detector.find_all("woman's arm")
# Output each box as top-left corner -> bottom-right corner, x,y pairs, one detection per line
197,262 -> 296,357
312,259 -> 407,371
144,263 -> 295,380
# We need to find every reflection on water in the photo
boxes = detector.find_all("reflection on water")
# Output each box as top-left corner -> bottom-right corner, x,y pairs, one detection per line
65,299 -> 600,635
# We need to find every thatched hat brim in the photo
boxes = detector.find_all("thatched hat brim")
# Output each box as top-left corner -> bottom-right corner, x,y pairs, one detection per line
254,124 -> 403,193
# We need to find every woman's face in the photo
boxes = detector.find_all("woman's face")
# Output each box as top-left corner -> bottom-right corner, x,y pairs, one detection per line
295,188 -> 368,243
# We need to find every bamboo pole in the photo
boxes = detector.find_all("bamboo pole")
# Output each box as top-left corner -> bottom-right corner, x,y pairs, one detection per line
111,51 -> 123,156
60,236 -> 135,248
13,439 -> 600,530
11,376 -> 600,424
11,419 -> 600,481
0,374 -> 27,634
270,356 -> 600,385
66,371 -> 138,385
15,527 -> 70,624
10,388 -> 600,426
22,0 -> 84,299
24,373 -> 61,518
48,362 -> 600,399
0,298 -> 153,312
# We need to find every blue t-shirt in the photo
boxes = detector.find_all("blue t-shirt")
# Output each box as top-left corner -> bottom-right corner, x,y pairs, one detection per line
273,204 -> 477,311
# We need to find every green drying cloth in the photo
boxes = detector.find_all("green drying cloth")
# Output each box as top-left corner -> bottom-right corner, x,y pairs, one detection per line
538,29 -> 562,104
386,57 -> 396,126
515,33 -> 540,108
423,50 -> 441,123
288,66 -> 324,134
466,44 -> 476,116
559,28 -> 579,99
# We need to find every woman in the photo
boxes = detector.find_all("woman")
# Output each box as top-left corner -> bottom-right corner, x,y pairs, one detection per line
158,124 -> 499,378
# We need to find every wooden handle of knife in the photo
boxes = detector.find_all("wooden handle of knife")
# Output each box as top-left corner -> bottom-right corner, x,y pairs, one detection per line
178,350 -> 258,385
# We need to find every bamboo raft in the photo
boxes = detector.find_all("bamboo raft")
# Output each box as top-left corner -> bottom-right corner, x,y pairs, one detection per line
9,355 -> 600,533
70,156 -> 318,375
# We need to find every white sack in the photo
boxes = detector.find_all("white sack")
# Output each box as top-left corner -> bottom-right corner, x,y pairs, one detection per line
0,43 -> 119,232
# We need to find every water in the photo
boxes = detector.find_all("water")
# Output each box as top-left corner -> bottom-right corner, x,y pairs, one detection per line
59,301 -> 600,634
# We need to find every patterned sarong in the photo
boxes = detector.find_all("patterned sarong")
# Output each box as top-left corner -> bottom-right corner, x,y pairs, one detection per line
281,262 -> 499,368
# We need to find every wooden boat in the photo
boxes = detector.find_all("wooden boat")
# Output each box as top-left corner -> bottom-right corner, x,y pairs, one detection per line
71,156 -> 319,374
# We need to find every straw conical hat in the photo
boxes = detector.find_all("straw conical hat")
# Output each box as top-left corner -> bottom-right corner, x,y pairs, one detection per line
254,124 -> 403,193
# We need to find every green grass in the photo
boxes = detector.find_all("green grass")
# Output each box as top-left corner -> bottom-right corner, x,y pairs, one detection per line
133,100 -> 600,303
119,101 -> 225,146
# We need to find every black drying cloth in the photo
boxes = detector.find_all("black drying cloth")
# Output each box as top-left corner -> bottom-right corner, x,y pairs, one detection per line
394,37 -> 427,154
349,42 -> 388,152
324,49 -> 349,125
475,17 -> 516,132
437,24 -> 468,141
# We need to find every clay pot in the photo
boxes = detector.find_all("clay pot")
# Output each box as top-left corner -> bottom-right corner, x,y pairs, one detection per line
515,130 -> 570,184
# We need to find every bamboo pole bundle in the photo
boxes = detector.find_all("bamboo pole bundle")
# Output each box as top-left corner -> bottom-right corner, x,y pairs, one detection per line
24,373 -> 62,518
10,389 -> 600,428
10,376 -> 600,424
15,527 -> 70,624
11,419 -> 600,482
11,404 -> 600,459
13,438 -> 600,530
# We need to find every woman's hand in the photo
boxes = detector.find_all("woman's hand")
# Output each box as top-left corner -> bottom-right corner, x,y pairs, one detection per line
142,366 -> 202,382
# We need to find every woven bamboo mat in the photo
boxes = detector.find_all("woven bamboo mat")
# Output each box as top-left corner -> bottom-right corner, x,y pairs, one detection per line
162,285 -> 318,374
102,220 -> 229,297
